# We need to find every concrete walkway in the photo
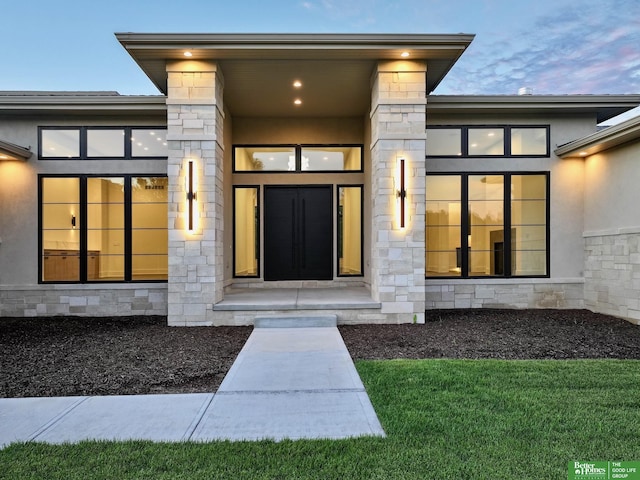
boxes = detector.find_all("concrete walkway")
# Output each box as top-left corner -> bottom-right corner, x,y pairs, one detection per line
0,316 -> 384,447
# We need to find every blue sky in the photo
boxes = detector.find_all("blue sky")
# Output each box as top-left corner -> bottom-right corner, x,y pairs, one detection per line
2,0 -> 639,121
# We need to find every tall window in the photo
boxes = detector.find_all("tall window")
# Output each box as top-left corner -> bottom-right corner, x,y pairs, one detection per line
234,186 -> 260,277
426,173 -> 549,278
40,175 -> 168,283
338,185 -> 363,276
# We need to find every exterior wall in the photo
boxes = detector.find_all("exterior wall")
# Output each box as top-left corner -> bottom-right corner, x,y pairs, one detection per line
369,60 -> 427,323
425,279 -> 584,310
0,113 -> 167,317
0,284 -> 167,317
583,144 -> 640,324
425,113 -> 595,310
166,61 -> 225,326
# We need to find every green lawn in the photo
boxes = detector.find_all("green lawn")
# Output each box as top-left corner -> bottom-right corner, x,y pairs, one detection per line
2,360 -> 640,480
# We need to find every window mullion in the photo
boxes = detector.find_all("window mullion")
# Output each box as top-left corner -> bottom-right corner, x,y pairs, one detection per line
461,174 -> 469,277
504,174 -> 512,277
79,177 -> 88,283
124,176 -> 132,282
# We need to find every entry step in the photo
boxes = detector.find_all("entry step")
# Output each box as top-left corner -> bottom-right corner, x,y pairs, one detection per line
254,315 -> 337,328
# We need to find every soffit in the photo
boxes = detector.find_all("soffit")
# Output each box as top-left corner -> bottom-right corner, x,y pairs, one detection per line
116,33 -> 474,118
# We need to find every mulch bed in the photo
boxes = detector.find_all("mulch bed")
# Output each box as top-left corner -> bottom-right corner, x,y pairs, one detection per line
1,309 -> 639,398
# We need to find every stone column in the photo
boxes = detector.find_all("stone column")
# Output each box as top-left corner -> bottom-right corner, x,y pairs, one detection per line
166,61 -> 224,326
369,60 -> 426,324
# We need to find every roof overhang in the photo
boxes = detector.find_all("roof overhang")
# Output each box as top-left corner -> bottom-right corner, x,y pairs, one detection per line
0,139 -> 32,161
428,95 -> 640,124
0,91 -> 167,116
555,115 -> 640,158
116,33 -> 474,117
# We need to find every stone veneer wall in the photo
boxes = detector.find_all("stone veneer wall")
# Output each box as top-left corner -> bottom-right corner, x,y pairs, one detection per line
425,279 -> 585,310
369,60 -> 427,324
584,230 -> 640,324
166,61 -> 225,326
0,285 -> 167,317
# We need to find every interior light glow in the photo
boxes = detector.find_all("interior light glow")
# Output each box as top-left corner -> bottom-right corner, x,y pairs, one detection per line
400,51 -> 410,57
580,151 -> 588,156
294,99 -> 302,105
293,80 -> 302,88
184,51 -> 193,57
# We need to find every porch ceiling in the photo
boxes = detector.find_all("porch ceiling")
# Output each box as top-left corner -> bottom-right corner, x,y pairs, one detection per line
116,33 -> 474,118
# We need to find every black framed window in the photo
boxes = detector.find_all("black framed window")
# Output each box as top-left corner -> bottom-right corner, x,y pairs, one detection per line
40,175 -> 168,283
426,172 -> 549,278
427,126 -> 549,158
233,145 -> 363,172
337,185 -> 363,276
233,186 -> 260,278
39,127 -> 168,159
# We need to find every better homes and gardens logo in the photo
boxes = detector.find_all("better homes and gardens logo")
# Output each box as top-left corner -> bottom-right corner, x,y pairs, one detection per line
568,461 -> 640,479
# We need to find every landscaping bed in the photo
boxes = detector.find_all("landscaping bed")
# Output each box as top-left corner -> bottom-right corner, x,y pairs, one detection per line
1,309 -> 639,398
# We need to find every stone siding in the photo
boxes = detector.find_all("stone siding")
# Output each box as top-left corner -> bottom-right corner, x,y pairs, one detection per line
425,279 -> 584,310
369,60 -> 427,323
584,230 -> 640,324
0,285 -> 167,317
166,61 -> 225,326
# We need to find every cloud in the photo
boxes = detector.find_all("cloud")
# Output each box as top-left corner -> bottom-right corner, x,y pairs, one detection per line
437,0 -> 640,95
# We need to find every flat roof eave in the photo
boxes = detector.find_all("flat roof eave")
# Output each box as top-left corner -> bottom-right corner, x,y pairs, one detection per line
555,115 -> 640,158
116,32 -> 475,95
427,95 -> 640,124
0,92 -> 167,115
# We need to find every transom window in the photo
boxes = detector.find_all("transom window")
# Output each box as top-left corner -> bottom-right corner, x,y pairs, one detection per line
426,172 -> 549,278
233,145 -> 363,172
40,175 -> 168,283
39,127 -> 168,159
427,126 -> 549,157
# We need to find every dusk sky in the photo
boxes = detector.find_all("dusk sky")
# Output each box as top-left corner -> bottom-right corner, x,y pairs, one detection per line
1,0 -> 639,122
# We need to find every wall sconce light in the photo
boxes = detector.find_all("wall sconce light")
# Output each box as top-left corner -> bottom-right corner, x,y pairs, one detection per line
185,159 -> 197,232
71,215 -> 76,229
396,157 -> 407,229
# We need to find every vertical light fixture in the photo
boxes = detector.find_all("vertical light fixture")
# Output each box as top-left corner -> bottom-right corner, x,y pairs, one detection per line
396,157 -> 407,229
185,159 -> 197,232
71,214 -> 76,229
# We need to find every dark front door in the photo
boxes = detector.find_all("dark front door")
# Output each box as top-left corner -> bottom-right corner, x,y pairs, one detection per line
264,186 -> 332,281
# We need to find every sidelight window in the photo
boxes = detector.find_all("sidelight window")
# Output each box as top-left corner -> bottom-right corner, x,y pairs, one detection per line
233,186 -> 260,277
337,185 -> 363,276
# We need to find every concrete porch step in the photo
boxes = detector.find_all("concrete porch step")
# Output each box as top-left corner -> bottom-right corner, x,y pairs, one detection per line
254,315 -> 337,328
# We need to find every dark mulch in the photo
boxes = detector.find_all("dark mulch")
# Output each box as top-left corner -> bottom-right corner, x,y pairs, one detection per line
339,309 -> 640,360
1,309 -> 639,398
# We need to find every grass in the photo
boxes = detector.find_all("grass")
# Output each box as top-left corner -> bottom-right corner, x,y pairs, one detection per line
2,359 -> 640,479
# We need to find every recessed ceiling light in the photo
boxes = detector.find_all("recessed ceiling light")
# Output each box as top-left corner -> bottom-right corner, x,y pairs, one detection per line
580,151 -> 588,156
294,99 -> 302,105
0,155 -> 8,159
293,80 -> 302,88
184,51 -> 193,57
400,51 -> 410,58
